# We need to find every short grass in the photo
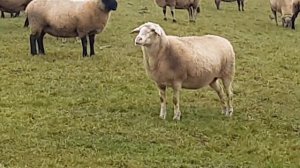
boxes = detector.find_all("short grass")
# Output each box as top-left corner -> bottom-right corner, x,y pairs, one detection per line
0,0 -> 300,167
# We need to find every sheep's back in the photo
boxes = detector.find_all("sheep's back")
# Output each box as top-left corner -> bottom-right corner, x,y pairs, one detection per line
165,35 -> 234,88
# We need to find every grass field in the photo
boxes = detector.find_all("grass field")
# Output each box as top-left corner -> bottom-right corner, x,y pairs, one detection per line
0,0 -> 300,167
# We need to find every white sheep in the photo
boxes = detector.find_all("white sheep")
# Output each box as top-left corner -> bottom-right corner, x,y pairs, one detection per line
25,0 -> 118,56
131,22 -> 235,120
154,0 -> 200,22
215,0 -> 245,11
269,0 -> 293,28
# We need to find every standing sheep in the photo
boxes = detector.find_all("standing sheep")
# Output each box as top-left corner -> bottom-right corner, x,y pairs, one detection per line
270,0 -> 293,28
131,22 -> 235,120
154,0 -> 200,22
25,0 -> 118,56
215,0 -> 245,11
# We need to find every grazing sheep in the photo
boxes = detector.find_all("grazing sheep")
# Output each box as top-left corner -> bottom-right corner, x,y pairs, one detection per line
131,22 -> 235,120
25,0 -> 118,56
269,0 -> 293,28
0,0 -> 31,16
154,0 -> 200,22
291,0 -> 300,29
215,0 -> 245,11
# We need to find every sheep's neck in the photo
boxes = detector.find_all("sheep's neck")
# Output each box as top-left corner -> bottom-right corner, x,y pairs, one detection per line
142,38 -> 167,72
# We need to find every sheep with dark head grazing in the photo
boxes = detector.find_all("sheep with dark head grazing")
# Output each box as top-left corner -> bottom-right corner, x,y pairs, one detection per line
154,0 -> 201,22
25,0 -> 118,57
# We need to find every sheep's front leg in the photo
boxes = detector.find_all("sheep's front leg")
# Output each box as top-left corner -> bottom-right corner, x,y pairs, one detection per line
173,84 -> 181,120
1,11 -> 4,18
158,85 -> 167,119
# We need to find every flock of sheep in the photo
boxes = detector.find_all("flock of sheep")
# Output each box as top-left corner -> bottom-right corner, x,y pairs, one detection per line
0,0 -> 297,120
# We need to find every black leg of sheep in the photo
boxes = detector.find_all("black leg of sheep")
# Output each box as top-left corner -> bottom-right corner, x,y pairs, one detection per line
89,34 -> 95,56
81,36 -> 88,57
1,11 -> 5,18
37,31 -> 46,55
30,34 -> 38,55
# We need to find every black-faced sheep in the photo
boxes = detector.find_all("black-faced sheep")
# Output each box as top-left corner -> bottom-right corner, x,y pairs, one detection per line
215,0 -> 245,11
154,0 -> 200,22
25,0 -> 118,57
131,22 -> 235,120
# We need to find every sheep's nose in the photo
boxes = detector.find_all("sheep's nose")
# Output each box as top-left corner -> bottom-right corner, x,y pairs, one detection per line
135,36 -> 143,45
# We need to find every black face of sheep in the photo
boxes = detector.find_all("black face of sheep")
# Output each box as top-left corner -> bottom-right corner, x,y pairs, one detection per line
102,0 -> 118,11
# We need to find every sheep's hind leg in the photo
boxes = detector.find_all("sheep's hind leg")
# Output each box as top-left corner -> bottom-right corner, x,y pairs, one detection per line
158,84 -> 167,119
210,78 -> 227,114
30,34 -> 39,55
163,6 -> 167,21
37,31 -> 45,55
88,34 -> 95,56
172,84 -> 181,120
170,7 -> 177,23
221,78 -> 234,117
1,11 -> 4,18
81,36 -> 88,57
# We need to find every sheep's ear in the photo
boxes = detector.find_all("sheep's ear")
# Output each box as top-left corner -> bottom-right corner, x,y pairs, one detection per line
151,26 -> 163,36
130,27 -> 140,34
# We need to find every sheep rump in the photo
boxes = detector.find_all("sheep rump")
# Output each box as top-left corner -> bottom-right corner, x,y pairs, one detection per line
132,22 -> 235,120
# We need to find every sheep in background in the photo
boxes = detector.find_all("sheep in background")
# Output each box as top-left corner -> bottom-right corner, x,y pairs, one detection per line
154,0 -> 200,22
0,0 -> 31,17
25,0 -> 118,56
269,0 -> 293,28
215,0 -> 245,11
131,22 -> 235,120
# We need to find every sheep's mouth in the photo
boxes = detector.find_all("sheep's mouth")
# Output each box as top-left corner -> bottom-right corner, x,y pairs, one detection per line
135,42 -> 144,46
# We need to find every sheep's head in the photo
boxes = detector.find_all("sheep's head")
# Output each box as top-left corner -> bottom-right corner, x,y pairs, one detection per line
101,0 -> 118,11
283,16 -> 292,28
131,22 -> 166,46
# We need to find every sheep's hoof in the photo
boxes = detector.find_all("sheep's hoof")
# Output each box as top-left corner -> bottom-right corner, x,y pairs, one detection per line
172,19 -> 177,23
159,114 -> 166,120
225,108 -> 233,117
189,20 -> 196,23
163,18 -> 167,21
173,112 -> 181,120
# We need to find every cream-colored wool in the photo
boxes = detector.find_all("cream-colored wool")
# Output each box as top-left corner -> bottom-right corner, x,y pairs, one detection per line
26,0 -> 111,38
132,22 -> 235,120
